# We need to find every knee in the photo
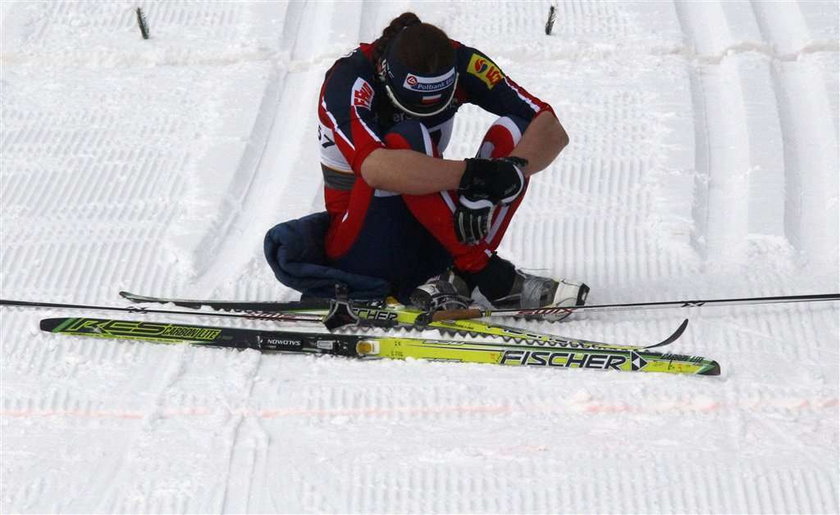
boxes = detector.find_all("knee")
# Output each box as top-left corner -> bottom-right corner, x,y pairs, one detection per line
384,120 -> 437,157
477,115 -> 531,159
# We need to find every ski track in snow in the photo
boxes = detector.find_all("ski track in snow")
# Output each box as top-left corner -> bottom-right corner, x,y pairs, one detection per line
1,1 -> 838,513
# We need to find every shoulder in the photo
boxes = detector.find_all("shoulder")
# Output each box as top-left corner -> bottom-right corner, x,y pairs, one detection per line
324,45 -> 378,89
452,41 -> 507,91
321,45 -> 381,109
321,44 -> 387,124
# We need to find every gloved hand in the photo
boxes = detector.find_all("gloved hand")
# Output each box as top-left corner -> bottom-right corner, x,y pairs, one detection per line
454,156 -> 527,245
458,156 -> 527,205
454,202 -> 494,245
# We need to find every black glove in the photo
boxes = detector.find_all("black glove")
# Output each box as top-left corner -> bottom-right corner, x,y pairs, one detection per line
454,156 -> 527,245
459,156 -> 527,205
454,202 -> 494,245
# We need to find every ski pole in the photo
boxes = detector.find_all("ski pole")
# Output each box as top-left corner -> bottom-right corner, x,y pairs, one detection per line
0,298 -> 323,323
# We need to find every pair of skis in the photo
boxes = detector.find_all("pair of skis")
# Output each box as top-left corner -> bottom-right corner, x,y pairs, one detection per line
17,291 -> 721,376
11,290 -> 840,376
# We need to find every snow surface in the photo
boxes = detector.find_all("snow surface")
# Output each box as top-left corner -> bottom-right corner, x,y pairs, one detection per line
1,1 -> 838,513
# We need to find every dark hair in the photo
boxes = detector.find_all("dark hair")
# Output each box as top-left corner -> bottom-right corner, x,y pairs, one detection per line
372,12 -> 454,74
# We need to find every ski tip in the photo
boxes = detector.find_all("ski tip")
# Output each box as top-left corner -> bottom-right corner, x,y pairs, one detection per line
119,290 -> 154,302
646,318 -> 690,349
699,360 -> 721,376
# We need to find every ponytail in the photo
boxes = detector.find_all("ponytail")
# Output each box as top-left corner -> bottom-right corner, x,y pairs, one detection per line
372,12 -> 422,68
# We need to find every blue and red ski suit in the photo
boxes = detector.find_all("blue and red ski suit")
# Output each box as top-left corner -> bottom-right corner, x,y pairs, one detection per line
275,40 -> 557,300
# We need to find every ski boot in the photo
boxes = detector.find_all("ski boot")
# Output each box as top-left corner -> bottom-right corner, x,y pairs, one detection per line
455,254 -> 589,321
409,276 -> 472,312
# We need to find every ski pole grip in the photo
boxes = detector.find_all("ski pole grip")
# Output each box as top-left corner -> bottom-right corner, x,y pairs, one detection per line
431,308 -> 484,321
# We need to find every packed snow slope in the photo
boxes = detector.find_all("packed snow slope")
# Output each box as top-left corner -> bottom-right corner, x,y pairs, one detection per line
1,1 -> 838,513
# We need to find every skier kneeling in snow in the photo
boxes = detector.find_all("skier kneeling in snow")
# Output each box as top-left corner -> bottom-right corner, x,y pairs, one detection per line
265,12 -> 588,313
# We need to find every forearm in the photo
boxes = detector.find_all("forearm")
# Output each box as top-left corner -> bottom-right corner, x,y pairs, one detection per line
510,111 -> 569,176
361,148 -> 466,195
358,111 -> 567,193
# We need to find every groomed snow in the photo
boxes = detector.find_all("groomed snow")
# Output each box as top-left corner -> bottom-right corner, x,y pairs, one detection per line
1,1 -> 838,513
